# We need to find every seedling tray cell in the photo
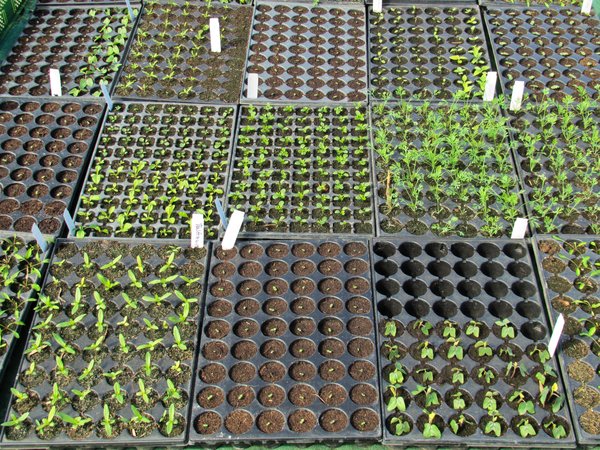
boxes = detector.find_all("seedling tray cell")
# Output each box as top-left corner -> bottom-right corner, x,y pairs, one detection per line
0,5 -> 137,98
372,238 -> 575,446
370,101 -> 525,238
507,102 -> 599,235
0,233 -> 50,383
225,103 -> 374,237
0,98 -> 103,235
368,4 -> 491,101
0,238 -> 208,446
115,2 -> 252,103
190,239 -> 381,444
533,236 -> 600,444
242,2 -> 368,103
74,101 -> 236,240
483,5 -> 600,102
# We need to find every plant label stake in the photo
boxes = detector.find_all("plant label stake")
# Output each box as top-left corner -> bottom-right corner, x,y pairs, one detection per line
100,83 -> 113,111
373,0 -> 383,13
191,213 -> 204,248
511,218 -> 528,239
548,314 -> 565,358
210,18 -> 221,53
125,0 -> 135,20
31,224 -> 48,253
247,73 -> 259,99
509,80 -> 525,111
215,198 -> 228,228
483,71 -> 497,102
63,210 -> 76,234
49,68 -> 62,96
581,0 -> 592,14
221,210 -> 244,250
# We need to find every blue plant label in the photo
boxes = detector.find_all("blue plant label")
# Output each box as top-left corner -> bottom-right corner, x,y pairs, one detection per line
100,83 -> 113,111
125,0 -> 135,20
63,210 -> 76,234
215,199 -> 228,228
31,224 -> 48,252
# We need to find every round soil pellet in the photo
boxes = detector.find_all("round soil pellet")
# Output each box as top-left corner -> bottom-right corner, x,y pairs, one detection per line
319,317 -> 344,336
567,360 -> 595,382
230,363 -> 256,383
290,338 -> 317,358
289,384 -> 317,406
262,318 -> 287,337
348,338 -> 374,357
205,320 -> 230,339
320,408 -> 348,432
319,338 -> 345,358
318,258 -> 342,275
259,361 -> 286,382
258,385 -> 285,407
318,242 -> 341,257
351,408 -> 379,431
345,259 -> 369,275
239,261 -> 262,277
291,297 -> 316,314
202,341 -> 228,361
581,410 -> 600,434
263,297 -> 288,315
264,278 -> 289,295
238,279 -> 261,296
347,296 -> 371,314
234,319 -> 259,338
210,280 -> 234,297
197,387 -> 224,408
347,317 -> 373,336
290,360 -> 317,381
319,384 -> 347,406
256,410 -> 285,434
349,360 -> 376,381
292,242 -> 315,257
265,260 -> 288,276
319,277 -> 343,294
227,386 -> 255,407
240,243 -> 264,259
291,317 -> 316,336
224,410 -> 253,434
199,363 -> 226,384
232,340 -> 258,360
319,296 -> 343,314
291,278 -> 316,295
207,300 -> 232,318
261,339 -> 287,359
320,360 -> 345,381
195,412 -> 221,435
289,409 -> 317,432
266,243 -> 289,258
344,242 -> 367,256
346,277 -> 370,294
350,384 -> 377,405
236,298 -> 260,316
292,259 -> 316,276
212,262 -> 236,278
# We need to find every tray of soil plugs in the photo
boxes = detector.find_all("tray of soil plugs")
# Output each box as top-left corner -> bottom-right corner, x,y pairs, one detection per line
533,236 -> 600,445
191,240 -> 381,444
372,238 -> 575,446
0,238 -> 207,446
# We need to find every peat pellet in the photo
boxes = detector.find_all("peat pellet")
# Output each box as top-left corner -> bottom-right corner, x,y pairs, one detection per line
224,410 -> 253,434
320,408 -> 348,432
288,409 -> 317,432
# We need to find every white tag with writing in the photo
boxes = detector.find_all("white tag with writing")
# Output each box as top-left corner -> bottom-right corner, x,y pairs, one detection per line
191,214 -> 204,248
582,0 -> 592,14
373,0 -> 383,13
221,210 -> 244,250
210,18 -> 221,53
247,73 -> 259,99
548,314 -> 565,358
511,218 -> 528,239
483,71 -> 497,102
49,68 -> 62,96
509,80 -> 525,111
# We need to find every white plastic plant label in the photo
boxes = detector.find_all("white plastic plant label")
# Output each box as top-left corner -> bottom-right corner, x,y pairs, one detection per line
548,314 -> 565,358
483,71 -> 497,102
221,210 -> 244,250
509,80 -> 525,111
100,83 -> 113,111
247,73 -> 259,99
191,214 -> 204,248
31,223 -> 48,252
511,218 -> 528,239
63,210 -> 76,234
582,0 -> 592,14
210,18 -> 221,53
373,0 -> 383,13
49,68 -> 61,96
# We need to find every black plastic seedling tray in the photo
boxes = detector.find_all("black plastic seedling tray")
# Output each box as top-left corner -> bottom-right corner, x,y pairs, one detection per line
0,98 -> 104,235
73,101 -> 236,240
0,4 -> 138,98
0,238 -> 208,447
506,105 -> 599,235
369,101 -> 526,238
114,1 -> 253,104
190,239 -> 381,444
0,232 -> 50,384
242,2 -> 368,103
224,103 -> 375,238
371,238 -> 575,446
368,3 -> 491,101
533,236 -> 600,445
483,4 -> 599,102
